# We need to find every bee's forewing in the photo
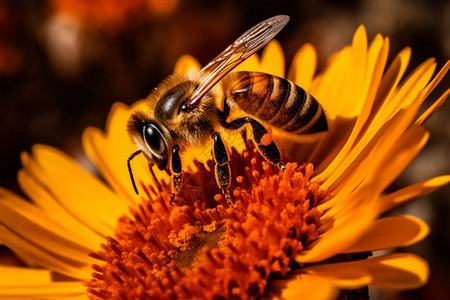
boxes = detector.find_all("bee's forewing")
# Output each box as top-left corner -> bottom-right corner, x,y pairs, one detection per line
184,15 -> 289,111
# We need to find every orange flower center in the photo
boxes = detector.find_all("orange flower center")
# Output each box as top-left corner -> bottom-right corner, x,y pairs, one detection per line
86,143 -> 326,299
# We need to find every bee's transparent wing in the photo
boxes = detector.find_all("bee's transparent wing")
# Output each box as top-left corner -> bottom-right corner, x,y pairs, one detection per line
183,15 -> 289,111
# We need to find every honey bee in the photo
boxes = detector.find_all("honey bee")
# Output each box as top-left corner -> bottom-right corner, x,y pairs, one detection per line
127,15 -> 327,205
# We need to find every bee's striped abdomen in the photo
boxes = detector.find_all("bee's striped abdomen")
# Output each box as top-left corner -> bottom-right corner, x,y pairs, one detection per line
228,71 -> 327,135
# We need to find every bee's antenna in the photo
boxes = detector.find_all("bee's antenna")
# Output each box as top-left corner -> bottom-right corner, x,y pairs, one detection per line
149,164 -> 162,191
127,150 -> 142,195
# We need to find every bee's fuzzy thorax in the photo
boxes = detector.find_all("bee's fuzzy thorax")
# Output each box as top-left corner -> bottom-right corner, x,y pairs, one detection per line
144,73 -> 195,113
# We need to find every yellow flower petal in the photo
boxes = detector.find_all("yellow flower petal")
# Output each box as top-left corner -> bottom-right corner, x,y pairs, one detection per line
300,113 -> 354,174
365,125 -> 429,191
313,26 -> 368,118
20,145 -> 127,236
83,126 -> 132,198
0,188 -> 98,274
341,25 -> 368,115
298,186 -> 379,263
310,34 -> 389,179
0,266 -> 51,285
369,125 -> 428,193
299,267 -> 373,290
0,275 -> 85,299
65,296 -> 90,300
325,34 -> 388,164
416,59 -> 450,105
17,169 -> 103,249
318,115 -> 428,198
174,54 -> 201,74
317,76 -> 430,187
303,253 -> 429,290
312,46 -> 352,117
286,34 -> 369,165
364,35 -> 389,105
371,47 -> 411,112
0,207 -> 92,279
348,34 -> 388,137
0,268 -> 87,298
258,40 -> 285,77
378,175 -> 450,213
270,274 -> 338,300
416,88 -> 450,125
82,102 -> 155,201
342,215 -> 429,253
287,43 -> 316,91
234,52 -> 260,72
378,58 -> 436,122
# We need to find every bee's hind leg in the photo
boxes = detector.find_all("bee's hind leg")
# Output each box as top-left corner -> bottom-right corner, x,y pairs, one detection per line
249,119 -> 286,171
222,116 -> 285,171
212,132 -> 233,206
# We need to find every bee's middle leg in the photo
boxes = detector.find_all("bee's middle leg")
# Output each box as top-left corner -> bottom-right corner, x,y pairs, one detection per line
170,144 -> 182,205
222,116 -> 285,171
212,132 -> 233,205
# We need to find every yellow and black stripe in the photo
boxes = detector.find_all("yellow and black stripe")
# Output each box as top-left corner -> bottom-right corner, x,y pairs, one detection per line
228,71 -> 327,135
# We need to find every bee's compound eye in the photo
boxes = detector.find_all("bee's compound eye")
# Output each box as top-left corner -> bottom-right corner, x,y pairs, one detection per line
142,123 -> 166,156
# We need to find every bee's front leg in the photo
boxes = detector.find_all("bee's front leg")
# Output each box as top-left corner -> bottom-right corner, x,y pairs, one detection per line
170,144 -> 182,205
212,132 -> 233,206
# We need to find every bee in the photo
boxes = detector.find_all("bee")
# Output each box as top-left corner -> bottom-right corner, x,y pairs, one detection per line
127,15 -> 328,205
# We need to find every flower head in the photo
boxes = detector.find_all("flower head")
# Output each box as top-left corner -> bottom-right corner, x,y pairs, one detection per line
0,26 -> 449,299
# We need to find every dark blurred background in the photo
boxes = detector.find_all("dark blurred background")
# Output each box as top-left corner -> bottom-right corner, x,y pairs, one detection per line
0,0 -> 448,299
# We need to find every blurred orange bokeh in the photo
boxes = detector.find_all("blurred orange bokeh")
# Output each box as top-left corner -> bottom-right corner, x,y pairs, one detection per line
48,0 -> 179,33
0,1 -> 21,75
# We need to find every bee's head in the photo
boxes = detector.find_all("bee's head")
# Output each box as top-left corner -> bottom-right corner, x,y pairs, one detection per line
127,113 -> 170,194
127,113 -> 169,170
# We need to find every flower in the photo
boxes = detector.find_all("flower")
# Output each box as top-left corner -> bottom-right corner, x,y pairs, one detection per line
0,25 -> 449,299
